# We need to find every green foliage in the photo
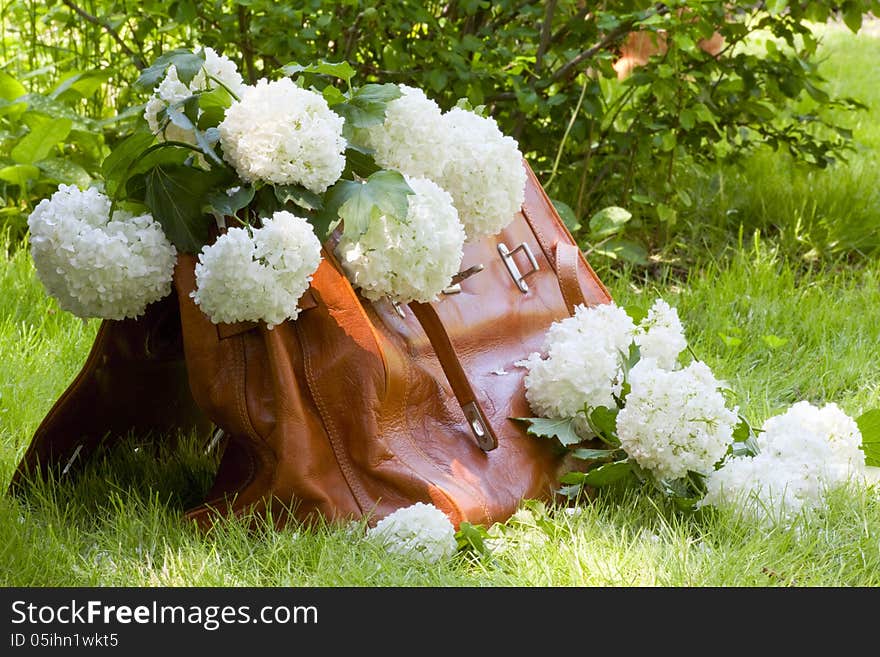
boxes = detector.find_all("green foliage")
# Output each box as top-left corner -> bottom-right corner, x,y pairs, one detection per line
4,0 -> 879,261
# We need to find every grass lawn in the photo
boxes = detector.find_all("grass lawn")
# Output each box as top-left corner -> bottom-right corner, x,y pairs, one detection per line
1,26 -> 879,587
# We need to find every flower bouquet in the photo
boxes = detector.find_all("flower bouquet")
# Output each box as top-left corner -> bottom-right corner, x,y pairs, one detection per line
517,297 -> 880,526
28,46 -> 528,326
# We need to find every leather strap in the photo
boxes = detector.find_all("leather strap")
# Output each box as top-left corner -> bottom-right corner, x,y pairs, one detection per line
409,301 -> 499,452
555,241 -> 587,316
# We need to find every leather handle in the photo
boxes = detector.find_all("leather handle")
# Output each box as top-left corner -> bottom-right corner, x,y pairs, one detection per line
409,301 -> 499,452
555,241 -> 587,316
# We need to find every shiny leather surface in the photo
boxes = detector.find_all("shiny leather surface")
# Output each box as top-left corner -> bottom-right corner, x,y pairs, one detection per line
9,293 -> 212,490
10,162 -> 612,530
178,162 -> 612,529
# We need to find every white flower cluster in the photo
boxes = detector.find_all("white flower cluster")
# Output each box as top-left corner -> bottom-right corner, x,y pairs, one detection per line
616,359 -> 739,480
27,185 -> 176,320
218,78 -> 346,193
634,298 -> 687,369
336,176 -> 465,303
144,46 -> 246,145
362,85 -> 526,240
522,302 -> 636,425
366,502 -> 458,564
191,211 -> 322,329
363,85 -> 445,180
523,297 -> 737,479
701,401 -> 867,524
437,107 -> 526,239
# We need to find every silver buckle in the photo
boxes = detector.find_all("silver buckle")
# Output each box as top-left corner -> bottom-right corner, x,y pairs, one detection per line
498,242 -> 539,293
204,428 -> 226,455
462,401 -> 497,451
390,299 -> 406,318
443,264 -> 484,295
61,443 -> 83,476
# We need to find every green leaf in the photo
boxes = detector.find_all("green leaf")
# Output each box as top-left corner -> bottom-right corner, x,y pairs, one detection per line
718,333 -> 742,348
843,5 -> 864,33
0,164 -> 39,188
570,448 -> 620,461
198,86 -> 232,129
204,185 -> 255,218
137,48 -> 206,89
454,522 -> 493,558
334,83 -> 402,129
342,145 -> 380,179
856,409 -> 880,467
101,131 -> 156,191
326,169 -> 413,240
730,417 -> 759,457
593,238 -> 648,265
36,158 -> 91,187
559,471 -> 588,485
193,127 -> 223,166
282,60 -> 357,85
587,406 -> 620,443
589,206 -> 632,239
625,303 -> 649,325
322,85 -> 347,106
274,184 -> 323,212
513,416 -> 581,446
656,203 -> 677,225
761,334 -> 788,349
582,460 -> 633,487
144,164 -> 232,253
16,94 -> 98,131
552,198 -> 580,232
0,71 -> 26,101
50,69 -> 113,100
11,115 -> 72,164
765,0 -> 788,16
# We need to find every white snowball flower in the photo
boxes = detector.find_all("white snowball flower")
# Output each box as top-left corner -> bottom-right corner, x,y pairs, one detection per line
218,77 -> 346,193
144,46 -> 246,144
635,298 -> 687,369
27,184 -> 176,320
191,211 -> 322,328
616,358 -> 738,480
362,84 -> 446,180
522,302 -> 636,430
336,176 -> 465,303
700,401 -> 867,524
435,107 -> 526,239
366,502 -> 458,564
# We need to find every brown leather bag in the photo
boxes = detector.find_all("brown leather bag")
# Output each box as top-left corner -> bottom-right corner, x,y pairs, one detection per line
10,162 -> 611,529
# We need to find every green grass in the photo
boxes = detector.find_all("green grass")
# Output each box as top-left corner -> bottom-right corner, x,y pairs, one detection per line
673,26 -> 880,263
2,231 -> 879,587
3,24 -> 880,588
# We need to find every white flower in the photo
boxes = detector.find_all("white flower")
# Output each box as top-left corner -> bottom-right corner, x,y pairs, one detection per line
362,84 -> 445,180
191,211 -> 322,328
616,358 -> 738,480
635,298 -> 687,369
336,176 -> 465,303
218,77 -> 346,193
144,46 -> 246,144
435,107 -> 526,239
522,302 -> 636,431
700,401 -> 867,524
366,502 -> 458,564
27,185 -> 176,320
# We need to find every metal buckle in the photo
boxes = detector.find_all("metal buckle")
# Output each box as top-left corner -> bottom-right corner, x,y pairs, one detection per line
443,264 -> 484,295
390,299 -> 406,318
497,242 -> 539,293
61,443 -> 83,476
204,428 -> 226,455
462,401 -> 498,451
